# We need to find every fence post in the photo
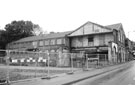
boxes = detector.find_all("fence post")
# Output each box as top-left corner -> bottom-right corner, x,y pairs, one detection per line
105,54 -> 108,66
97,54 -> 100,68
71,53 -> 74,73
86,54 -> 88,70
35,60 -> 37,78
102,54 -> 105,67
41,51 -> 51,79
6,50 -> 10,84
47,51 -> 50,79
67,53 -> 74,74
104,54 -> 106,66
34,52 -> 38,78
84,54 -> 89,71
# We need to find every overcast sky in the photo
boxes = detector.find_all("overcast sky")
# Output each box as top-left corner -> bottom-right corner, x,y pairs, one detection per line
0,0 -> 135,41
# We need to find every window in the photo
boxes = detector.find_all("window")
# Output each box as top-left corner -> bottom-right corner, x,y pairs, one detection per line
118,31 -> 121,41
94,25 -> 100,32
20,42 -> 24,48
24,42 -> 27,47
88,37 -> 93,42
32,41 -> 38,48
63,39 -> 66,44
88,37 -> 94,46
39,40 -> 44,46
99,35 -> 105,45
27,42 -> 31,45
50,50 -> 55,52
57,39 -> 62,44
45,40 -> 50,45
50,39 -> 55,45
76,37 -> 83,47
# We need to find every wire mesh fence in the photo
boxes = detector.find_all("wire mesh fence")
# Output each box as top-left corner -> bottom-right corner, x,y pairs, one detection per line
0,50 -> 80,83
71,54 -> 109,70
90,54 -> 109,68
0,49 -> 110,84
8,51 -> 73,81
0,50 -> 7,85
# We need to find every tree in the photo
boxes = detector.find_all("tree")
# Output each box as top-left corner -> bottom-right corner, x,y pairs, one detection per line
4,20 -> 42,43
0,30 -> 7,49
0,20 -> 42,49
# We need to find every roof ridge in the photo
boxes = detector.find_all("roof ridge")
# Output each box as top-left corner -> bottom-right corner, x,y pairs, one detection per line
68,21 -> 112,35
105,23 -> 122,30
12,30 -> 72,43
106,23 -> 122,26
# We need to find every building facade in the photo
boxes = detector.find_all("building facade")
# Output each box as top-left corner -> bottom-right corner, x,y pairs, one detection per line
125,38 -> 134,60
106,23 -> 126,63
6,21 -> 128,63
67,22 -> 126,63
7,31 -> 71,53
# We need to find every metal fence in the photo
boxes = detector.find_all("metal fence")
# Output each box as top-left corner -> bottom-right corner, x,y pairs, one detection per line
0,49 -> 110,84
0,50 -> 7,85
87,54 -> 109,68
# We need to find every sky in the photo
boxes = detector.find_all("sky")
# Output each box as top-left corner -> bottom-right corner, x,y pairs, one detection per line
0,0 -> 135,41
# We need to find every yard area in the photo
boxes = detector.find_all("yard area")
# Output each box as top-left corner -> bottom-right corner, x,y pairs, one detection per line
0,65 -> 78,81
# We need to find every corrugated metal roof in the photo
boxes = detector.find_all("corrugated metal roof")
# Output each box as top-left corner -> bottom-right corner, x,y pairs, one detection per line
14,31 -> 72,43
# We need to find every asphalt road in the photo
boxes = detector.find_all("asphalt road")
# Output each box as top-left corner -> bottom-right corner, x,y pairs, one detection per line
73,61 -> 135,85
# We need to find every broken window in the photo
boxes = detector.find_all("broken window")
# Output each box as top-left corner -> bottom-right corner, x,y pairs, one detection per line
88,36 -> 94,46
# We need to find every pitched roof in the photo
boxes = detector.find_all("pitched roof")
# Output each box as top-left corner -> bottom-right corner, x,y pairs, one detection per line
68,21 -> 112,35
13,31 -> 72,43
87,21 -> 112,30
105,23 -> 122,30
11,22 -> 123,44
106,23 -> 126,37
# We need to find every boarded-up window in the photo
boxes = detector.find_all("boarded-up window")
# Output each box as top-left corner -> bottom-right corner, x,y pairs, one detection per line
39,40 -> 44,46
71,37 -> 83,47
45,40 -> 50,45
77,37 -> 83,47
50,39 -> 55,45
32,41 -> 38,48
57,39 -> 62,44
63,39 -> 65,44
99,35 -> 105,45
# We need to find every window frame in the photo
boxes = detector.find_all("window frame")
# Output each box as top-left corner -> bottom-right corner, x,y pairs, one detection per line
44,40 -> 50,45
56,38 -> 62,45
50,39 -> 56,45
39,40 -> 44,46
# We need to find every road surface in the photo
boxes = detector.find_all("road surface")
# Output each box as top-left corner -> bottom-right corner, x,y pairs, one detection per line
73,61 -> 135,85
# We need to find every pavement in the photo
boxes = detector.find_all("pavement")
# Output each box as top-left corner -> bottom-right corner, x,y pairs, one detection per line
11,61 -> 133,85
73,60 -> 135,85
